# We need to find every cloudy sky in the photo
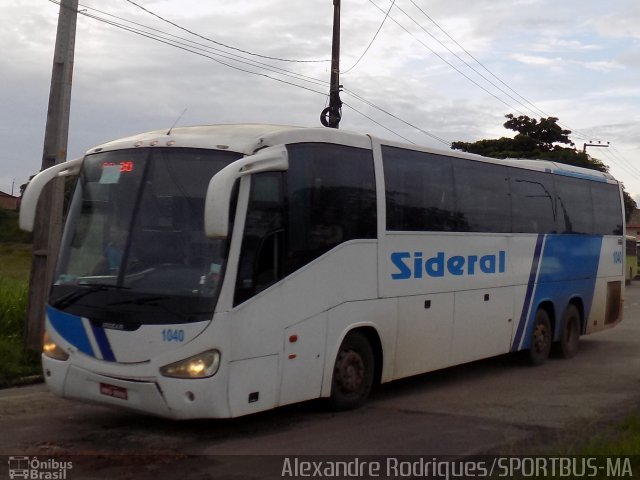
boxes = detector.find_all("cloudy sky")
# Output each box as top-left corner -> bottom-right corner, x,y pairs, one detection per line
2,0 -> 640,203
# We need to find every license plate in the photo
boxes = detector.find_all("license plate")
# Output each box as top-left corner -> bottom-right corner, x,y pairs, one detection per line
100,382 -> 128,400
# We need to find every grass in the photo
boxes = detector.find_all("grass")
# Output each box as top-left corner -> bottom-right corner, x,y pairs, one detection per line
0,242 -> 32,337
0,211 -> 40,387
510,413 -> 640,479
0,209 -> 32,244
0,276 -> 28,338
573,413 -> 640,457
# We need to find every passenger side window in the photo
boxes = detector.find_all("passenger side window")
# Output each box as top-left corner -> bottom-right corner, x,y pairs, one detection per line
453,159 -> 511,233
383,146 -> 456,231
591,183 -> 623,235
554,176 -> 594,234
509,168 -> 557,233
382,143 -> 619,236
285,143 -> 377,275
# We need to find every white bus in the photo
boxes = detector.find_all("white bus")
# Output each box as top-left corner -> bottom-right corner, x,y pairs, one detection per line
20,124 -> 625,419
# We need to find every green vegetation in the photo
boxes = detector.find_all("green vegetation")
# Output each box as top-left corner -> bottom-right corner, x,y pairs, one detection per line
0,210 -> 40,387
575,414 -> 640,457
531,413 -> 640,479
0,209 -> 32,244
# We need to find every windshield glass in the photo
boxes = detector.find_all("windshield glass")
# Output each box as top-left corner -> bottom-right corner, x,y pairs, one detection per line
52,147 -> 241,324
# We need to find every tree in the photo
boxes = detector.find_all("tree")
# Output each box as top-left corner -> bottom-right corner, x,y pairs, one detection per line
503,114 -> 573,149
452,114 -> 637,218
20,175 -> 36,197
624,192 -> 637,221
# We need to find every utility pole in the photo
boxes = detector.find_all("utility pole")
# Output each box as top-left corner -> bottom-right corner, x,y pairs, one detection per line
320,0 -> 342,129
583,140 -> 610,153
25,0 -> 78,350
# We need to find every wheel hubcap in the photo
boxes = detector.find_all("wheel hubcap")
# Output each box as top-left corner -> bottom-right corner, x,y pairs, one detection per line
534,324 -> 549,353
335,350 -> 365,393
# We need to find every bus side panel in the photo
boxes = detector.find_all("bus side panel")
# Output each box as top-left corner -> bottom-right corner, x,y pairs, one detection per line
228,354 -> 279,417
226,241 -> 379,412
451,286 -> 515,365
380,234 -> 515,297
587,236 -> 625,333
228,241 -> 378,362
394,293 -> 453,379
394,286 -> 516,375
512,235 -> 604,351
280,312 -> 327,407
381,234 -> 539,373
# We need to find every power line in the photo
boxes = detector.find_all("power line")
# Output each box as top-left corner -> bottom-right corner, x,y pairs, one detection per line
342,0 -> 396,74
50,0 -> 441,145
343,102 -> 416,144
74,1 -> 330,86
365,0 -> 530,117
407,0 -> 549,119
58,8 -> 331,97
343,87 -> 451,146
51,0 -> 632,185
113,3 -> 452,145
49,1 -> 331,92
54,0 -> 587,149
123,0 -> 329,64
607,146 -> 640,178
384,1 -> 595,143
391,1 -> 543,119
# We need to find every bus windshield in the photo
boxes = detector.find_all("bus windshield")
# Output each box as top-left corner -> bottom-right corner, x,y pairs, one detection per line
51,147 -> 242,324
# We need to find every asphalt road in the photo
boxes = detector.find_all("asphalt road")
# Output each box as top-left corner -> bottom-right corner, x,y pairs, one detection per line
1,283 -> 639,479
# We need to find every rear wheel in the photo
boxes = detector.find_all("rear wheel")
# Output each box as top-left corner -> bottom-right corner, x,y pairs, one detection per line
557,304 -> 580,359
528,308 -> 552,365
329,331 -> 374,410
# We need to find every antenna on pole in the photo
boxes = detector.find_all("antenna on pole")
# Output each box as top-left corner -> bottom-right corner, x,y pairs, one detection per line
320,0 -> 342,129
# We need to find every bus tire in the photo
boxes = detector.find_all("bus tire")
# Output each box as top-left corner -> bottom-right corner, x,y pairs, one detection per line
528,308 -> 552,366
329,331 -> 374,411
557,304 -> 580,359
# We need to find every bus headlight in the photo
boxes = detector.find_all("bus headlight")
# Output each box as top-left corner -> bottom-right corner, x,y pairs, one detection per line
160,350 -> 221,379
43,332 -> 69,361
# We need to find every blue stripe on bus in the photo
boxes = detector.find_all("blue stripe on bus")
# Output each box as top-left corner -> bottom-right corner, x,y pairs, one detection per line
90,323 -> 116,362
552,170 -> 608,182
511,234 -> 544,351
514,235 -> 603,351
46,305 -> 94,357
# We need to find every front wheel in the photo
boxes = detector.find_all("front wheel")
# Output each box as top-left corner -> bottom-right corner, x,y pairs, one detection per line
528,308 -> 552,366
328,331 -> 374,410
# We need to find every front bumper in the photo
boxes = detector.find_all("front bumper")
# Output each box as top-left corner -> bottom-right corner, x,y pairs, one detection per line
43,355 -> 231,419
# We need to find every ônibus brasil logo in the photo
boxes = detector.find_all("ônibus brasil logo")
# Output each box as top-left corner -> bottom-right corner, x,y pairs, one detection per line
8,457 -> 72,480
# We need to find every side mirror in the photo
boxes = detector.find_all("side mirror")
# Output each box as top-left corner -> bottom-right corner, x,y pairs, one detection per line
205,145 -> 288,238
19,158 -> 83,232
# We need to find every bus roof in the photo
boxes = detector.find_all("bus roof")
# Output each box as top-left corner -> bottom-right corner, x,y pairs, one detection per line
88,124 -> 371,156
87,123 -> 618,184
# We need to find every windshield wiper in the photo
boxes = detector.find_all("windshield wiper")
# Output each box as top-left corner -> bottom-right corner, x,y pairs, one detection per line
52,285 -> 116,309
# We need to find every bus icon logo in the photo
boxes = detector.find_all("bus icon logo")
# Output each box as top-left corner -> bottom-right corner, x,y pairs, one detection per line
8,457 -> 30,479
